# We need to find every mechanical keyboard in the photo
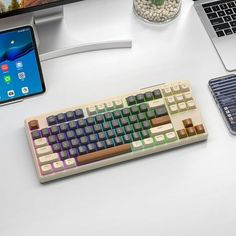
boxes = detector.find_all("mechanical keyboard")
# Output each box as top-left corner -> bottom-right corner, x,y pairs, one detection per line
25,80 -> 208,183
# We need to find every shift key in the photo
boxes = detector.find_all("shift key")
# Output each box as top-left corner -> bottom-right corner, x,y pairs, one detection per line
213,23 -> 230,31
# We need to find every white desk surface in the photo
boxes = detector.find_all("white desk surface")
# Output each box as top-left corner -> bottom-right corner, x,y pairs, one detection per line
1,0 -> 236,235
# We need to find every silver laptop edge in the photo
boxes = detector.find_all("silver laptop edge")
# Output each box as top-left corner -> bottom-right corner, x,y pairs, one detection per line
194,0 -> 236,71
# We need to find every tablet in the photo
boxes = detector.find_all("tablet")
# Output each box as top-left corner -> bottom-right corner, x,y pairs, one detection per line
0,26 -> 45,105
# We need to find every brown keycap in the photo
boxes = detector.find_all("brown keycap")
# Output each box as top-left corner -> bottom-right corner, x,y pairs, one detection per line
177,129 -> 188,139
195,124 -> 205,134
151,115 -> 171,127
183,118 -> 193,128
186,127 -> 196,136
28,120 -> 39,130
77,144 -> 131,166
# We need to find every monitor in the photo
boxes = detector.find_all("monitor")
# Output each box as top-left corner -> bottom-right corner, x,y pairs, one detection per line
0,0 -> 132,61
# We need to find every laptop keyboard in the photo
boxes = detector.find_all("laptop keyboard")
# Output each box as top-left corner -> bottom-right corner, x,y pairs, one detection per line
203,0 -> 236,37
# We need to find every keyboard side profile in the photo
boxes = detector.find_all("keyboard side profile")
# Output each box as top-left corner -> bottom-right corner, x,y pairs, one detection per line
25,80 -> 208,183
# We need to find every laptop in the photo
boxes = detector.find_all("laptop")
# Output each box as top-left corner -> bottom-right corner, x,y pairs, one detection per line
194,0 -> 236,71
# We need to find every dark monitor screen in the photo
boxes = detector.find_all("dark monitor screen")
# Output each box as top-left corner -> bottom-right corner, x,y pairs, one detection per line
0,0 -> 80,18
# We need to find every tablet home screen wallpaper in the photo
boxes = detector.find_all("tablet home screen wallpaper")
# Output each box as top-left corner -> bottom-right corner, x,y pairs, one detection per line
0,27 -> 44,103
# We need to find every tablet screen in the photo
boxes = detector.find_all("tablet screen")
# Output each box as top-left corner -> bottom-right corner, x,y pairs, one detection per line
0,26 -> 45,104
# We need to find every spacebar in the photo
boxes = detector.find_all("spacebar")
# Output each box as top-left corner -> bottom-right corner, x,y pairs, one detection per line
77,144 -> 132,166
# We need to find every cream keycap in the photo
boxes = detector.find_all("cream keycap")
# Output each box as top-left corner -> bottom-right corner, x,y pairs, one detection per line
154,135 -> 165,145
180,83 -> 190,92
39,153 -> 60,165
148,99 -> 164,109
178,102 -> 187,112
162,87 -> 172,96
53,161 -> 64,172
143,137 -> 154,148
36,146 -> 52,157
87,106 -> 96,116
187,100 -> 196,109
175,94 -> 184,103
150,123 -> 174,135
96,104 -> 106,113
41,164 -> 53,175
132,141 -> 143,151
105,101 -> 114,111
169,104 -> 178,114
166,96 -> 175,105
114,99 -> 123,108
172,85 -> 181,94
166,132 -> 177,142
184,92 -> 192,101
65,158 -> 77,169
34,138 -> 48,148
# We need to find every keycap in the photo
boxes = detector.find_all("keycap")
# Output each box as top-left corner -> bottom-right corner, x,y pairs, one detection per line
51,126 -> 60,135
141,130 -> 150,139
132,141 -> 143,151
177,129 -> 188,139
98,132 -> 106,141
78,119 -> 86,128
41,128 -> 50,137
86,117 -> 95,126
132,132 -> 141,141
195,124 -> 205,134
213,23 -> 230,31
178,102 -> 187,112
59,123 -> 68,132
169,104 -> 178,114
223,16 -> 232,22
154,135 -> 165,145
36,146 -> 52,157
77,144 -> 131,166
204,7 -> 212,13
78,146 -> 87,155
146,110 -> 155,120
123,134 -> 132,143
48,135 -> 57,145
61,141 -> 70,150
216,31 -> 225,37
105,139 -> 114,148
224,29 -> 233,35
87,143 -> 96,152
166,96 -> 175,105
172,85 -> 181,94
162,87 -> 172,96
139,103 -> 148,112
89,134 -> 97,143
155,106 -> 168,117
217,11 -> 225,17
57,113 -> 66,123
126,96 -> 136,106
129,115 -> 138,124
96,104 -> 106,113
68,121 -> 77,130
186,127 -> 196,136
104,112 -> 113,121
133,123 -> 142,132
71,138 -> 80,148
183,118 -> 193,128
103,122 -> 111,131
142,120 -> 151,129
84,126 -> 93,135
165,132 -> 177,142
187,100 -> 196,109
52,143 -> 62,152
107,130 -> 116,138
111,119 -> 120,128
94,124 -> 102,133
143,137 -> 154,148
105,101 -> 114,111
66,130 -> 76,140
65,158 -> 77,168
150,124 -> 174,136
148,100 -> 164,109
130,105 -> 139,115
114,137 -> 123,145
153,89 -> 162,99
207,12 -> 217,19
120,117 -> 129,126
47,116 -> 57,126
95,115 -> 104,124
31,130 -> 41,140
29,120 -> 39,130
136,94 -> 145,103
137,112 -> 146,121
175,94 -> 184,103
144,91 -> 153,101
122,108 -> 130,117
96,141 -> 105,150
41,164 -> 53,175
75,128 -> 84,137
39,153 -> 60,165
183,92 -> 192,101
34,138 -> 48,148
74,109 -> 84,119
60,150 -> 69,160
151,115 -> 171,127
87,106 -> 96,116
113,110 -> 122,119
53,161 -> 64,172
66,111 -> 75,121
114,99 -> 123,108
80,136 -> 89,145
116,127 -> 125,136
180,84 -> 190,92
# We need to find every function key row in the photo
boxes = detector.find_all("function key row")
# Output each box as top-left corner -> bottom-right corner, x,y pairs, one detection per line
161,83 -> 190,97
126,89 -> 162,106
86,99 -> 124,116
47,109 -> 84,126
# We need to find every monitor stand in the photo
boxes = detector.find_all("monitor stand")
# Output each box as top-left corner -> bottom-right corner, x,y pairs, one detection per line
33,6 -> 132,61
